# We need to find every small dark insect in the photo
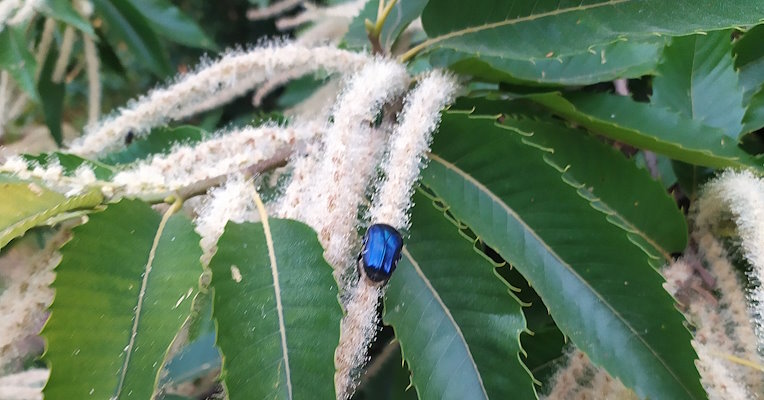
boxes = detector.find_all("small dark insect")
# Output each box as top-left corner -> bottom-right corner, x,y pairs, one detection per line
124,131 -> 135,145
358,224 -> 403,285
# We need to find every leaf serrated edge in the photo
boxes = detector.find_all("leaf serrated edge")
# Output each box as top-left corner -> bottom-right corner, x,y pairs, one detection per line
531,92 -> 762,171
0,188 -> 103,249
427,133 -> 699,398
399,248 -> 491,399
399,189 -> 540,391
401,0 -> 632,61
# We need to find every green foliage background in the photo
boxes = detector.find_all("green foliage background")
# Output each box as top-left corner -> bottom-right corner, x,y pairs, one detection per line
1,1 -> 764,399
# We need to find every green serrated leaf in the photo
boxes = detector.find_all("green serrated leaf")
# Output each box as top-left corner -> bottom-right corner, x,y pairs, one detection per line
21,152 -> 115,180
0,183 -> 101,249
129,0 -> 217,50
92,0 -> 172,77
428,38 -> 665,85
210,219 -> 341,399
345,0 -> 428,51
38,0 -> 95,36
530,92 -> 762,170
652,31 -> 745,139
0,26 -> 38,101
99,125 -> 205,166
503,117 -> 687,263
422,112 -> 704,400
413,0 -> 764,62
43,200 -> 202,399
384,191 -> 536,400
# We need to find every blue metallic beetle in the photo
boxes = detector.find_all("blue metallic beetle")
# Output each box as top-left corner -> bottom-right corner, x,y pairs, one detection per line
358,224 -> 403,284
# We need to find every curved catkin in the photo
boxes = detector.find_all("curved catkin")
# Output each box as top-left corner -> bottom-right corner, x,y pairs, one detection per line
0,368 -> 49,400
298,60 -> 409,277
662,258 -> 755,399
69,43 -> 369,156
110,124 -> 315,197
693,170 -> 764,361
0,230 -> 70,372
542,349 -> 637,400
273,60 -> 409,400
334,282 -> 381,400
246,0 -> 304,20
369,70 -> 458,229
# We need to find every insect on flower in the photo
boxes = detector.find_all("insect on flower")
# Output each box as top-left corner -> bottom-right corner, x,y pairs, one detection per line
358,223 -> 403,284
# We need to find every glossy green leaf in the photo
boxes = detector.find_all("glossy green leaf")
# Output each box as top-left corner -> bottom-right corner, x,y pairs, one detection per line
384,191 -> 536,400
38,0 -> 95,36
43,200 -> 202,399
415,0 -> 764,61
504,118 -> 687,264
92,0 -> 172,77
422,112 -> 703,400
428,38 -> 665,85
531,92 -> 762,170
130,0 -> 217,50
0,182 -> 101,249
210,219 -> 341,399
99,125 -> 205,166
37,45 -> 65,146
0,26 -> 38,101
346,0 -> 428,51
652,31 -> 745,138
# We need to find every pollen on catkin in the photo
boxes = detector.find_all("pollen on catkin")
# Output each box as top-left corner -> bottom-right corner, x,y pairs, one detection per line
111,124 -> 313,196
0,368 -> 48,400
333,281 -> 381,400
662,258 -> 755,399
297,59 -> 409,275
246,0 -> 304,20
369,70 -> 458,229
275,0 -> 366,30
69,43 -> 370,156
274,60 -> 408,400
0,231 -> 69,372
542,348 -> 637,400
693,169 -> 764,354
194,174 -> 258,265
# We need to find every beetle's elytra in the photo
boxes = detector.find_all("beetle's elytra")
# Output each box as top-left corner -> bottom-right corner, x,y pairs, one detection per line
358,223 -> 403,284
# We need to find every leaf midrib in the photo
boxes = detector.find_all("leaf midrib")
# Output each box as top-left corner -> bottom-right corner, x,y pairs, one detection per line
253,193 -> 293,399
402,248 -> 489,399
402,0 -> 630,61
428,153 -> 695,398
114,201 -> 177,397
